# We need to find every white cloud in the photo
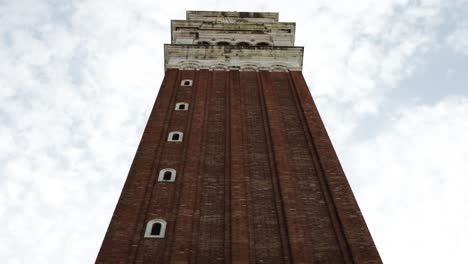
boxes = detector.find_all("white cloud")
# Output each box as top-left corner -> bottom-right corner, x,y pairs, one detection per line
295,0 -> 445,147
344,97 -> 468,263
447,22 -> 468,56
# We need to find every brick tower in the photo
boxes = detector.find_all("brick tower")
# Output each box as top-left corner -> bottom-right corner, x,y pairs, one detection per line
96,11 -> 382,263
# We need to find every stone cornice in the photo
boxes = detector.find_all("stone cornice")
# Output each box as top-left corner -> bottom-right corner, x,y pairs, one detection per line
186,11 -> 279,23
171,20 -> 296,46
164,44 -> 303,71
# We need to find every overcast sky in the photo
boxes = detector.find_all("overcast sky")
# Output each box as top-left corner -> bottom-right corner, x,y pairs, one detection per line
1,0 -> 468,263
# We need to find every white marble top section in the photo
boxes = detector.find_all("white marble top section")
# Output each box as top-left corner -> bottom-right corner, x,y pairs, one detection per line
165,11 -> 302,71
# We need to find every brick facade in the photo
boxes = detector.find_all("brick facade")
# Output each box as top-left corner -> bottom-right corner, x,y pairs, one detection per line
96,69 -> 382,263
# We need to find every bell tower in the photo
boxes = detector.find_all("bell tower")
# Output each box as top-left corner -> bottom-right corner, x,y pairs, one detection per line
96,11 -> 382,263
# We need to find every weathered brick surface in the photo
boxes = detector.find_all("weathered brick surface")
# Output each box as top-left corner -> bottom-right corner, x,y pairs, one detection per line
96,69 -> 382,264
195,70 -> 228,263
170,69 -> 210,263
243,71 -> 286,262
271,72 -> 345,263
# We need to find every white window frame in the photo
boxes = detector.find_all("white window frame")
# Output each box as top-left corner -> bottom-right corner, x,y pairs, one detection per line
168,131 -> 183,142
180,79 -> 193,86
144,219 -> 167,238
158,168 -> 176,182
175,102 -> 189,111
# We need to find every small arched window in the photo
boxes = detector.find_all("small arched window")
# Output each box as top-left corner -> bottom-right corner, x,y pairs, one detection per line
181,79 -> 193,86
256,42 -> 270,47
158,168 -> 176,182
237,42 -> 250,47
216,41 -> 230,46
175,102 -> 189,111
144,219 -> 167,238
168,131 -> 183,142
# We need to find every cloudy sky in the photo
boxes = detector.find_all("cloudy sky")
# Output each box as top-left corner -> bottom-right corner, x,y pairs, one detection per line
1,0 -> 468,263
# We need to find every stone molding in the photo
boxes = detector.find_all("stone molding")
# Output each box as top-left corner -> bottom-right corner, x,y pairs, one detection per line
186,11 -> 279,23
164,45 -> 303,71
171,20 -> 295,46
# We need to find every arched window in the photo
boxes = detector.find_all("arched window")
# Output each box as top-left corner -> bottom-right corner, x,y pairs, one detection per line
181,79 -> 193,86
237,42 -> 250,47
175,102 -> 189,111
168,131 -> 183,142
158,168 -> 176,182
216,41 -> 230,46
256,42 -> 270,47
144,219 -> 167,238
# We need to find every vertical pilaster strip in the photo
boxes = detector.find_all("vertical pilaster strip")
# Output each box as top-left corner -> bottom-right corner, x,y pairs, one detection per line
290,71 -> 382,263
195,70 -> 227,262
190,69 -> 212,263
166,69 -> 206,263
170,69 -> 209,263
258,70 -> 308,262
254,71 -> 292,263
224,70 -> 232,264
240,72 -> 257,263
229,70 -> 251,263
157,70 -> 198,262
284,71 -> 352,263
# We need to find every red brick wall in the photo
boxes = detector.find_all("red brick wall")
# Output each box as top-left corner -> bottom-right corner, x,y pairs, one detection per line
96,69 -> 382,263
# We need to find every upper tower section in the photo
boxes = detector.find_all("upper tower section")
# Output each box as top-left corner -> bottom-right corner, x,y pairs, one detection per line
165,11 -> 303,71
172,11 -> 294,46
186,11 -> 279,22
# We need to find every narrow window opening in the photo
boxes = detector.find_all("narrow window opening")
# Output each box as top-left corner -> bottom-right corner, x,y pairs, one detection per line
144,219 -> 167,238
163,171 -> 172,181
168,131 -> 183,142
175,103 -> 189,111
151,223 -> 162,236
158,168 -> 176,182
217,41 -> 230,46
180,80 -> 193,86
